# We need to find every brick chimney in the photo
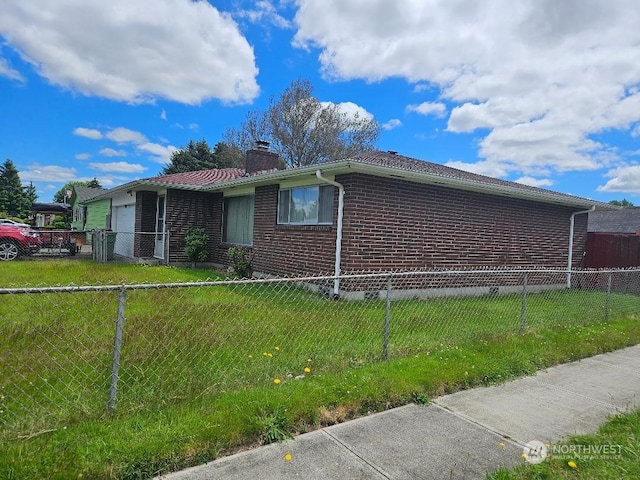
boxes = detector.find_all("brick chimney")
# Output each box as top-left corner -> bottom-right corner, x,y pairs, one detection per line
245,141 -> 282,175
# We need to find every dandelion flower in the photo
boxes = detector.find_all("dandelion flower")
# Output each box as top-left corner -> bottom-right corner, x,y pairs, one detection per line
248,355 -> 253,359
275,346 -> 280,350
499,442 -> 505,448
568,461 -> 577,468
263,352 -> 268,356
274,378 -> 281,385
304,367 -> 311,373
284,453 -> 292,461
307,358 -> 312,363
268,353 -> 273,357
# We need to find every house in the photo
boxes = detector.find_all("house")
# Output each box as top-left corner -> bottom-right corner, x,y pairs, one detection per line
93,147 -> 614,290
70,186 -> 109,245
585,207 -> 640,268
32,202 -> 71,227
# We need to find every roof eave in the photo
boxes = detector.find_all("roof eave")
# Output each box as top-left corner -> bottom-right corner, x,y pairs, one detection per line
206,160 -> 613,210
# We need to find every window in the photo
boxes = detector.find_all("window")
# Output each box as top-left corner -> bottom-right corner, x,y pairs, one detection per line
223,195 -> 254,245
278,185 -> 334,225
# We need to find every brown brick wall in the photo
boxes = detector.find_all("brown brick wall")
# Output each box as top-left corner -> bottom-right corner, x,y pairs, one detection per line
165,189 -> 222,264
250,184 -> 338,275
337,173 -> 586,271
244,173 -> 588,275
158,173 -> 588,275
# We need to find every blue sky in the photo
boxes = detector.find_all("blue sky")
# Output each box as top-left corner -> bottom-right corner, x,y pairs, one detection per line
1,0 -> 640,203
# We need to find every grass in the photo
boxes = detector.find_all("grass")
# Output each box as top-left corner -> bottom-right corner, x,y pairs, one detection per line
489,408 -> 640,479
1,260 -> 640,479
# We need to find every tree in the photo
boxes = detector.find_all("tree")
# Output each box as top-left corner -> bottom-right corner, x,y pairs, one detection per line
609,199 -> 634,207
0,159 -> 31,218
224,79 -> 380,168
24,182 -> 38,206
53,179 -> 102,203
213,141 -> 245,169
161,140 -> 214,174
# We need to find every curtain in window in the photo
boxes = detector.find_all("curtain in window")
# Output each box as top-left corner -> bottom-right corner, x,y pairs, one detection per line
224,196 -> 254,245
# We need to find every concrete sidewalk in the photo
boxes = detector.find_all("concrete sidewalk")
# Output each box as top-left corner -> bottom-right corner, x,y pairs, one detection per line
159,344 -> 640,480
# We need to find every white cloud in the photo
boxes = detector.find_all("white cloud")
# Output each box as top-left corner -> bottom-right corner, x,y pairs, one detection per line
235,1 -> 292,29
444,160 -> 510,178
105,127 -> 147,144
382,118 -> 402,130
406,102 -> 447,117
598,165 -> 640,193
321,101 -> 374,121
137,142 -> 177,165
0,1 -> 259,104
0,55 -> 24,82
293,0 -> 640,177
75,153 -> 91,160
514,176 -> 554,188
73,127 -> 102,140
188,123 -> 199,131
20,165 -> 77,182
99,148 -> 127,157
89,162 -> 147,174
160,109 -> 167,121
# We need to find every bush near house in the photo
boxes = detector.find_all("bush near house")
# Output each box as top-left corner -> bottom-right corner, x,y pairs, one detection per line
184,227 -> 209,266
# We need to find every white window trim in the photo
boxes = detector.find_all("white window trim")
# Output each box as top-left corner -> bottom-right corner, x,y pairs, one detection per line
277,184 -> 334,226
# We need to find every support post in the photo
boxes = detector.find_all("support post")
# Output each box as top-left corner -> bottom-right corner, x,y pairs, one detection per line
520,272 -> 528,333
383,274 -> 392,360
108,286 -> 126,411
605,272 -> 612,321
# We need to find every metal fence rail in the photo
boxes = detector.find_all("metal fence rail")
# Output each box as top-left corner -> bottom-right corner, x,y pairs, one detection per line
1,268 -> 639,437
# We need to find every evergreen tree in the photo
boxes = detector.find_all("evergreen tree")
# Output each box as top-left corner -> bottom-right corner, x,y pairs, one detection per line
0,159 -> 30,218
24,181 -> 38,206
162,139 -> 220,174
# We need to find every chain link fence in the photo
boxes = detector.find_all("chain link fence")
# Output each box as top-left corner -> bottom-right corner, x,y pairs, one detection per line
2,268 -> 639,437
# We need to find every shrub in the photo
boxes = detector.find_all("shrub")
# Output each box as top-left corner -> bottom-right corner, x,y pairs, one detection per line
228,246 -> 253,278
184,227 -> 209,267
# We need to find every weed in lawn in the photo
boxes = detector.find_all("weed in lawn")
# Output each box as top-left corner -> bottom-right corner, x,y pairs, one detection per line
254,407 -> 291,445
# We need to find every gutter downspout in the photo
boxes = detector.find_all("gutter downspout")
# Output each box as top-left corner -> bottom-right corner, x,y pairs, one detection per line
316,170 -> 344,298
567,206 -> 595,288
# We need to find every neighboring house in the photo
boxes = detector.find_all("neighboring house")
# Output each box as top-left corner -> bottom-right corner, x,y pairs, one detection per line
70,186 -> 108,233
585,207 -> 640,267
93,147 -> 614,288
32,202 -> 71,227
587,208 -> 640,234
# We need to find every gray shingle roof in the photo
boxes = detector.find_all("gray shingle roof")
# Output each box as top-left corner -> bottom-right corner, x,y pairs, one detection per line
74,186 -> 105,202
588,208 -> 640,233
349,150 -> 594,206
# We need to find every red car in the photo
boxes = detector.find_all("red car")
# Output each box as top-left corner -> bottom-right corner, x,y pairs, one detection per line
0,225 -> 41,261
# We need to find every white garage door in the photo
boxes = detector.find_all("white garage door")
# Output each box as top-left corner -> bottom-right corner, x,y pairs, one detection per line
113,204 -> 135,258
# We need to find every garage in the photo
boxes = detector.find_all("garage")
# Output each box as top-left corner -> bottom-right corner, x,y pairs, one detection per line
112,203 -> 135,258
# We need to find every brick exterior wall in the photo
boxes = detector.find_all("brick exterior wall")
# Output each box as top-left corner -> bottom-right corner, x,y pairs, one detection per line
245,173 -> 588,276
250,184 -> 338,275
164,189 -> 222,264
337,173 -> 587,272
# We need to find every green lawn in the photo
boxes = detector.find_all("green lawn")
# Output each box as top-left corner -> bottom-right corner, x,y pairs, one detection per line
489,408 -> 640,479
1,260 -> 640,479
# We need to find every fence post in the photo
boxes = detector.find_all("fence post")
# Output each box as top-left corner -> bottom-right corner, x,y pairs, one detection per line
108,286 -> 126,411
520,272 -> 528,333
605,272 -> 612,321
383,274 -> 392,360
